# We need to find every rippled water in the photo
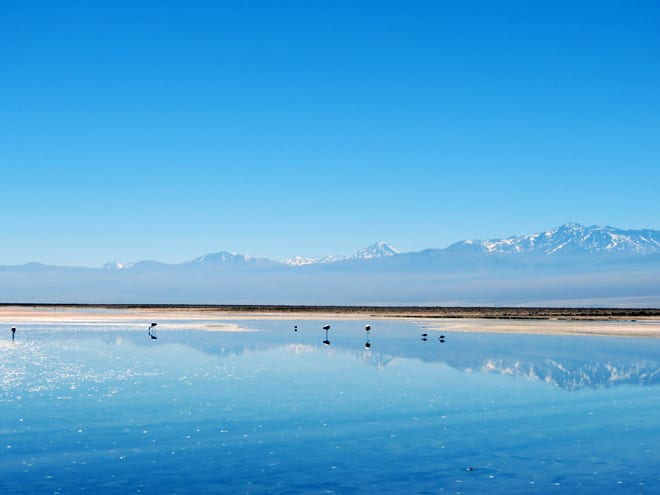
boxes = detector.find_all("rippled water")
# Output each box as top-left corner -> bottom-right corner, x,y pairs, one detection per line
2,319 -> 660,494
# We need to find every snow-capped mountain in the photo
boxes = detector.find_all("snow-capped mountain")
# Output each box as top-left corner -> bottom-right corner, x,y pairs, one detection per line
286,242 -> 400,266
102,261 -> 132,270
351,241 -> 400,259
451,223 -> 660,256
285,255 -> 348,266
188,251 -> 274,265
103,241 -> 403,270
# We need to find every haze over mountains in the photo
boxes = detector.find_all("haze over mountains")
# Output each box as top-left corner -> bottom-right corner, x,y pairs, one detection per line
2,223 -> 659,306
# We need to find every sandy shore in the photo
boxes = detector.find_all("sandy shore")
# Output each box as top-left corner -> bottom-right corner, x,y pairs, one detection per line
421,318 -> 660,338
1,304 -> 660,337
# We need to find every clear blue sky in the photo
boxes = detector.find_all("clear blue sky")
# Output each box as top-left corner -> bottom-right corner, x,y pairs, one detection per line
2,0 -> 659,266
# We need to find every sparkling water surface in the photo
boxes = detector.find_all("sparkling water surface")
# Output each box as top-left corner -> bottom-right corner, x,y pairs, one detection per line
2,318 -> 660,494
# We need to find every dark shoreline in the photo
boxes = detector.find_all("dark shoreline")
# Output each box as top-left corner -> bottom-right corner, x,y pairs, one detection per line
1,303 -> 659,320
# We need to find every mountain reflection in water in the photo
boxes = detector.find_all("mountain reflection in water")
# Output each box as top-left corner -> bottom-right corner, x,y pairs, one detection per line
104,319 -> 660,391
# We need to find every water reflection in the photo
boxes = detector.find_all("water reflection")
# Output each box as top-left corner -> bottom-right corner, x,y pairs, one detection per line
3,319 -> 660,494
102,320 -> 660,391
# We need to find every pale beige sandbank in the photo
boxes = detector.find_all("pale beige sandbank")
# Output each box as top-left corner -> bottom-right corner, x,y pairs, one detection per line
422,318 -> 660,338
0,306 -> 386,333
1,306 -> 660,337
0,306 -> 380,333
0,306 -> 247,332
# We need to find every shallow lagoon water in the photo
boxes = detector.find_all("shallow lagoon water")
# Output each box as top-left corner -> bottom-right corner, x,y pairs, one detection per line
2,319 -> 660,494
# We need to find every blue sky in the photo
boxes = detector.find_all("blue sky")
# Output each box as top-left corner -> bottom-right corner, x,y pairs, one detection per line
2,1 -> 659,266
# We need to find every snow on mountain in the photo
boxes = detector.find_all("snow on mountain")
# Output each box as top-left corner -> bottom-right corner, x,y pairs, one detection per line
286,256 -> 314,266
285,255 -> 348,266
351,241 -> 400,259
103,241 -> 403,270
188,251 -> 274,265
102,261 -> 133,270
451,223 -> 660,256
286,242 -> 400,266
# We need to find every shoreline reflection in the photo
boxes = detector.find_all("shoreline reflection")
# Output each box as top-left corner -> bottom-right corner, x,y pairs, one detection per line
100,321 -> 660,390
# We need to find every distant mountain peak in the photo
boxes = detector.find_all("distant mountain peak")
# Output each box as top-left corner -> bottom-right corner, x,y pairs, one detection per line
188,251 -> 273,265
102,261 -> 132,270
285,241 -> 400,266
285,254 -> 347,266
351,241 -> 400,259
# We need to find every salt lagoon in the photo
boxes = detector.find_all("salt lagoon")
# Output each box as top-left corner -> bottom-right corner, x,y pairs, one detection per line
2,310 -> 660,494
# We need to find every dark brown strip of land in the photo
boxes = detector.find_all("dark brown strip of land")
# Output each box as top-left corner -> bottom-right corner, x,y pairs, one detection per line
1,303 -> 659,320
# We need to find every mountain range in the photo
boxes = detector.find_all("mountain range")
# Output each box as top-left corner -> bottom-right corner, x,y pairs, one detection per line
100,224 -> 660,269
2,223 -> 660,306
102,240 -> 402,269
450,223 -> 660,256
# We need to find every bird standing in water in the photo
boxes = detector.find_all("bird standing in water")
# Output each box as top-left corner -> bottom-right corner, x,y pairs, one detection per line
148,322 -> 158,340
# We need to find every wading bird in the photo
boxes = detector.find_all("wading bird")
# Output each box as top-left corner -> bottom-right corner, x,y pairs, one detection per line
148,322 -> 158,340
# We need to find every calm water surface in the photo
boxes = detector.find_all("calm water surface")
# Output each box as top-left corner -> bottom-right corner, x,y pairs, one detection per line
2,319 -> 660,494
